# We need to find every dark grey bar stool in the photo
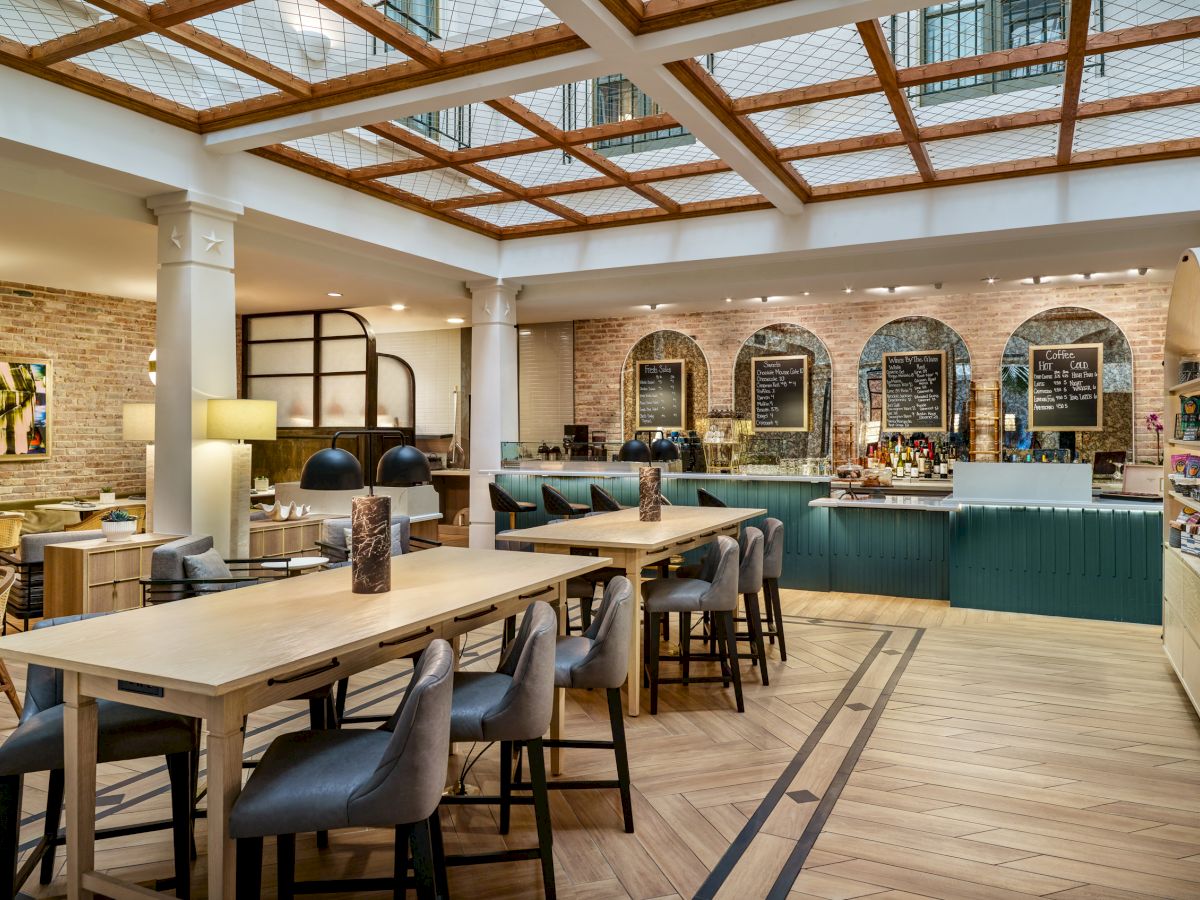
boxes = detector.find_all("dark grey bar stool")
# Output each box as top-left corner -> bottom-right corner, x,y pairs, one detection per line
589,483 -> 623,512
232,640 -> 455,900
442,601 -> 558,898
696,487 -> 726,507
490,481 -> 536,531
642,536 -> 743,714
527,577 -> 634,832
0,614 -> 198,898
542,483 -> 590,519
729,526 -> 770,685
761,518 -> 787,660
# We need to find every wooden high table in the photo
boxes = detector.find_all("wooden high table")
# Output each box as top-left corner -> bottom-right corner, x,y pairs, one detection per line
504,505 -> 766,717
0,546 -> 607,900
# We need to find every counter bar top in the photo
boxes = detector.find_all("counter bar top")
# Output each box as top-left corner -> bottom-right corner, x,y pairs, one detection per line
486,468 -> 832,483
812,494 -> 1161,512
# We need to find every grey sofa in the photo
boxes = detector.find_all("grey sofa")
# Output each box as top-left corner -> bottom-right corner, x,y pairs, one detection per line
0,530 -> 104,632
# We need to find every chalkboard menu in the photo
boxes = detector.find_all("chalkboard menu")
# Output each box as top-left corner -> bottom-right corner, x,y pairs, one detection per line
1028,342 -> 1103,431
882,350 -> 946,432
636,359 -> 686,430
752,355 -> 809,432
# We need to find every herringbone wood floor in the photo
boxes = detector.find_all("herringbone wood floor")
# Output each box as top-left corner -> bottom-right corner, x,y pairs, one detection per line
6,590 -> 1199,899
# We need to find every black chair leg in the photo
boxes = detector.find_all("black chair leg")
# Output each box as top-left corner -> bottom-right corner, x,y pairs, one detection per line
745,592 -> 770,687
679,611 -> 691,685
427,811 -> 449,899
40,768 -> 64,884
335,676 -> 350,722
410,820 -> 437,900
718,611 -> 745,713
502,614 -> 517,649
392,823 -> 412,900
276,832 -> 296,900
763,582 -> 776,645
166,752 -> 193,898
526,738 -> 556,900
769,580 -> 788,661
580,596 -> 594,631
648,612 -> 662,715
308,696 -> 326,730
0,774 -> 21,896
606,688 -> 634,833
235,837 -> 262,900
499,740 -> 513,835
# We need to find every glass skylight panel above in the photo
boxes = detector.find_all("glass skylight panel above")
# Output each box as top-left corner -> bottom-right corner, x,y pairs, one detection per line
599,140 -> 718,173
911,81 -> 1063,129
461,200 -> 563,227
1073,103 -> 1200,152
284,128 -> 420,169
476,149 -> 593,189
750,94 -> 897,150
1080,39 -> 1200,104
1,0 -> 112,46
74,33 -> 278,110
418,0 -> 560,51
378,169 -> 494,201
392,102 -> 535,152
648,171 -> 758,204
791,146 -> 918,186
1097,0 -> 1200,31
925,124 -> 1059,170
552,186 -> 657,216
708,25 -> 872,99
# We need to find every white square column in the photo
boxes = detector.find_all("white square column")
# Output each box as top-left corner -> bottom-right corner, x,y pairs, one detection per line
146,191 -> 244,556
467,279 -> 520,548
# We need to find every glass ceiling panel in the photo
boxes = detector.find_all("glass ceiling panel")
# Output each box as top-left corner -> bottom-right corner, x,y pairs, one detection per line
1098,0 -> 1200,31
552,187 -> 657,216
461,200 -> 563,227
791,146 -> 917,186
1073,103 -> 1200,152
910,81 -> 1063,128
1080,39 -> 1200,103
925,124 -> 1059,170
708,25 -> 871,99
1,0 -> 111,46
750,93 -> 897,150
74,33 -> 278,109
378,169 -> 494,201
283,127 -> 419,169
423,0 -> 560,52
600,140 -> 718,173
390,102 -> 534,152
476,149 -> 595,188
648,171 -> 758,204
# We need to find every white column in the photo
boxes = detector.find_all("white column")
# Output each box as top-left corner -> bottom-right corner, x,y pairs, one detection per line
146,191 -> 244,556
467,279 -> 520,548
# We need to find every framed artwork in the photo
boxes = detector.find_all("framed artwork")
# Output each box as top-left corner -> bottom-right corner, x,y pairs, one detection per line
0,358 -> 51,460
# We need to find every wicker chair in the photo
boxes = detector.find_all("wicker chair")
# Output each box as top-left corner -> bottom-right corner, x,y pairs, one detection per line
0,569 -> 22,717
0,515 -> 20,555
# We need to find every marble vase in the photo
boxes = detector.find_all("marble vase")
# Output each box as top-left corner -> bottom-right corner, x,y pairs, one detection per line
639,466 -> 661,522
351,494 -> 392,594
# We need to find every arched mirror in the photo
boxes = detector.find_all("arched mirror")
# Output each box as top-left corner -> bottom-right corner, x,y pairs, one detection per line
621,330 -> 710,439
733,323 -> 833,462
1000,306 -> 1133,469
858,316 -> 972,452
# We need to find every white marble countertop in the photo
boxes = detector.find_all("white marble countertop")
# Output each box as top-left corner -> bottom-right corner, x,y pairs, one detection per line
812,494 -> 1162,513
486,468 -> 833,483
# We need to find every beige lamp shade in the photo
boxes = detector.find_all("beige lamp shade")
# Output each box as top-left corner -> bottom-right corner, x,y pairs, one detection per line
206,399 -> 278,441
122,402 -> 155,441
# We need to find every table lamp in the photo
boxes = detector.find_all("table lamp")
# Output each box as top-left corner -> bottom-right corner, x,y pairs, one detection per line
206,399 -> 278,558
618,438 -> 651,463
122,402 -> 155,530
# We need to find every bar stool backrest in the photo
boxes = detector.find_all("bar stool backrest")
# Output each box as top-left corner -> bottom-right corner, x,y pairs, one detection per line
574,576 -> 633,689
541,484 -> 577,517
762,518 -> 784,580
737,526 -> 764,595
697,488 -> 726,507
488,482 -> 526,514
488,601 -> 558,740
24,613 -> 111,722
589,483 -> 622,512
350,639 -> 454,827
697,535 -> 739,612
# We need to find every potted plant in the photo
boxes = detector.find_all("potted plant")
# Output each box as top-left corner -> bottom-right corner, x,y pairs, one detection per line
99,486 -> 116,504
100,508 -> 137,542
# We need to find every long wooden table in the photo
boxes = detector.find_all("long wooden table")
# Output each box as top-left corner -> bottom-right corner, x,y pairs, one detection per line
0,546 -> 607,900
504,505 -> 765,717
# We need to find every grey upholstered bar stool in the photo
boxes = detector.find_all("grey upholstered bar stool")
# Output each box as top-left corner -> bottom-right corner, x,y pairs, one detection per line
535,576 -> 635,832
760,518 -> 787,660
232,640 -> 455,900
642,536 -> 744,714
0,614 -> 198,898
542,483 -> 590,519
442,601 -> 558,898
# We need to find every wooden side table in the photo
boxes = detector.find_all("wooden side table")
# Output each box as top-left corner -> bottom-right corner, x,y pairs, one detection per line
44,533 -> 180,618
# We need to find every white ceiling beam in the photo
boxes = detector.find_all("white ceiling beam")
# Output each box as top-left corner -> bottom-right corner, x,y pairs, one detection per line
203,0 -> 919,153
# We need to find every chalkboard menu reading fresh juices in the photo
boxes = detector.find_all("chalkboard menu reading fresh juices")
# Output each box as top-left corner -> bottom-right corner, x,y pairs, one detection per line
636,359 -> 686,430
882,350 -> 946,432
752,355 -> 809,432
1028,343 -> 1103,431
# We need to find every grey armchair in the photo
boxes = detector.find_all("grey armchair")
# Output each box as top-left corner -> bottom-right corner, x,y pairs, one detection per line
140,535 -> 277,605
0,530 -> 104,632
760,518 -> 787,660
232,640 -> 455,899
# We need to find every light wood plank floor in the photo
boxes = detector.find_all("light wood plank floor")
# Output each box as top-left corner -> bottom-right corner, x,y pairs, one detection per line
5,590 -> 1198,899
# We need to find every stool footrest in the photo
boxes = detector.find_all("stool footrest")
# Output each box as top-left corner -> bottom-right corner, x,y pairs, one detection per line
445,848 -> 542,867
441,793 -> 534,806
541,738 -> 615,750
514,778 -> 620,791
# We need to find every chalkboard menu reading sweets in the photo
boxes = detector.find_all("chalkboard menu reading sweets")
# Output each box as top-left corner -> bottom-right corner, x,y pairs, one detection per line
752,355 -> 809,432
1028,343 -> 1103,431
882,350 -> 947,432
636,359 -> 686,430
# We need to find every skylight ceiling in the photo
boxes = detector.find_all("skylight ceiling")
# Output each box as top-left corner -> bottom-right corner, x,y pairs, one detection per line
3,0 -> 1199,238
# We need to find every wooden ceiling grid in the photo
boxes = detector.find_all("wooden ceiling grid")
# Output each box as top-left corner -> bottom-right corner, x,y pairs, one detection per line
1,0 -> 1199,237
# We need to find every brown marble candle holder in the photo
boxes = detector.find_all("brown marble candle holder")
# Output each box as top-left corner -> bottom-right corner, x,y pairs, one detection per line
640,466 -> 661,522
351,494 -> 392,594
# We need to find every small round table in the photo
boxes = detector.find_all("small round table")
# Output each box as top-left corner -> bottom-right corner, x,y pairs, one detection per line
261,556 -> 329,576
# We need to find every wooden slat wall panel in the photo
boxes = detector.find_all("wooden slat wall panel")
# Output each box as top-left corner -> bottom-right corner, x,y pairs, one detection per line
828,508 -> 950,600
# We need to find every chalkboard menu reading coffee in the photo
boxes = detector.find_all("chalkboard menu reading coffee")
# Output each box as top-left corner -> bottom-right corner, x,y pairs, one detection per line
636,359 -> 686,430
882,350 -> 946,432
752,355 -> 809,432
1028,342 -> 1103,431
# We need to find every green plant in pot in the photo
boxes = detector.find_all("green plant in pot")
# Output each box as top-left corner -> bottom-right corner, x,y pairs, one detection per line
99,485 -> 116,503
100,507 -> 137,543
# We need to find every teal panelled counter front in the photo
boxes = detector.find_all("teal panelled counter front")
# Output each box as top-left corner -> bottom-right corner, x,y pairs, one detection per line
492,472 -> 1163,624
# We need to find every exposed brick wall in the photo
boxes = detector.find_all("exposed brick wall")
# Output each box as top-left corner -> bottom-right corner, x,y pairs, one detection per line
574,282 -> 1170,462
0,281 -> 155,501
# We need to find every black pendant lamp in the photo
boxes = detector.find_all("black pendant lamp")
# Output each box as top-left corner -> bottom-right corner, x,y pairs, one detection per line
650,432 -> 679,462
377,444 -> 432,486
617,438 -> 651,463
300,446 -> 364,491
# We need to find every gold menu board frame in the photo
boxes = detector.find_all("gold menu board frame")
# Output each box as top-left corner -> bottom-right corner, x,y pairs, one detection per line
881,349 -> 946,433
635,359 -> 687,432
751,354 -> 810,433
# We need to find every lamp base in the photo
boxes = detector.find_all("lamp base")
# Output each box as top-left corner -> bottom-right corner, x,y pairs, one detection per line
351,494 -> 391,594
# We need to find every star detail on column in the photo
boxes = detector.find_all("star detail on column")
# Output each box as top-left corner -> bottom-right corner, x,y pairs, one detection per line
169,227 -> 183,249
202,231 -> 225,252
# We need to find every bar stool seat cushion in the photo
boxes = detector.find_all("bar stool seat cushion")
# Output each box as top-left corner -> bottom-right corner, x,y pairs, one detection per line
642,577 -> 710,613
230,729 -> 389,837
0,701 -> 196,777
553,637 -> 593,688
449,671 -> 518,742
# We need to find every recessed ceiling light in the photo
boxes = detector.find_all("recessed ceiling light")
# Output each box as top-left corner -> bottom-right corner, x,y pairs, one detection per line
519,329 -> 532,335
802,291 -> 811,297
887,286 -> 897,294
724,297 -> 733,303
447,316 -> 465,324
1079,273 -> 1092,280
326,291 -> 342,298
983,277 -> 997,284
933,282 -> 943,290
843,287 -> 853,294
390,303 -> 406,311
649,304 -> 658,311
1133,266 -> 1149,276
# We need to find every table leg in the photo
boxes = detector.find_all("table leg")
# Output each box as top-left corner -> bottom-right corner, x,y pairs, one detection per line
619,549 -> 644,717
550,577 -> 568,775
64,672 -> 97,900
206,697 -> 245,900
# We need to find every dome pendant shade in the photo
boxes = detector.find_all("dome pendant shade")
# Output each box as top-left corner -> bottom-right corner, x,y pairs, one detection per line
377,444 -> 432,486
617,439 -> 652,463
650,436 -> 679,462
300,447 -> 365,491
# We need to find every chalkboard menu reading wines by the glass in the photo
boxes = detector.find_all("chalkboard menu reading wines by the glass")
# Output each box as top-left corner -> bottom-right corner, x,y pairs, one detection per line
882,350 -> 947,432
752,355 -> 809,432
1028,343 -> 1103,431
636,359 -> 686,430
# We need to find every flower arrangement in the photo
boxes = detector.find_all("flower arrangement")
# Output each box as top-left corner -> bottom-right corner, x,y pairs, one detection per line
1146,412 -> 1163,464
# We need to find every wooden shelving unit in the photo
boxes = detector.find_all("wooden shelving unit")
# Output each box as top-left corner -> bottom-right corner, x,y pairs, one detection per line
1162,247 -> 1200,717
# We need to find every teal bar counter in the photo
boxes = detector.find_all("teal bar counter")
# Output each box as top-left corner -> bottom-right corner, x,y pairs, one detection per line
491,471 -> 1162,624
